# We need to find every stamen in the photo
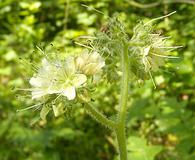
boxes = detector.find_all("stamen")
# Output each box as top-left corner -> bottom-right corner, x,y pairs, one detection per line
151,53 -> 180,59
36,46 -> 49,60
81,4 -> 104,15
156,46 -> 183,49
149,70 -> 156,89
52,94 -> 62,104
145,11 -> 176,25
15,88 -> 34,91
77,36 -> 97,39
145,58 -> 156,89
74,42 -> 94,50
17,103 -> 43,112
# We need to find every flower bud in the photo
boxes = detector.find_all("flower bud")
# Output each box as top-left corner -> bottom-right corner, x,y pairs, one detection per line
75,51 -> 105,76
130,22 -> 179,81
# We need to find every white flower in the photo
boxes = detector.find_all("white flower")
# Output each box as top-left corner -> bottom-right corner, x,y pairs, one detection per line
29,57 -> 87,100
75,51 -> 105,76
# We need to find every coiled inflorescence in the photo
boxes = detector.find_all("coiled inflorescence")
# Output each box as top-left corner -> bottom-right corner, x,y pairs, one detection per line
130,21 -> 180,85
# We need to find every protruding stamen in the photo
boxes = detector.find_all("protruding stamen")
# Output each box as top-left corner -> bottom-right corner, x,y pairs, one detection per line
17,103 -> 43,112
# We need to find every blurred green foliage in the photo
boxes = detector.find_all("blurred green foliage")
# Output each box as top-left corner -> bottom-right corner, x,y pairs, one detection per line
0,0 -> 195,160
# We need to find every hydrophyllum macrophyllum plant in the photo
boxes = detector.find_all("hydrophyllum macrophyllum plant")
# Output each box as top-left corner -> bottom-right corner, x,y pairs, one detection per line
18,12 -> 181,160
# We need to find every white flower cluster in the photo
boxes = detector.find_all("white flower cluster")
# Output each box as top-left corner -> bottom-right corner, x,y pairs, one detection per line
29,51 -> 105,101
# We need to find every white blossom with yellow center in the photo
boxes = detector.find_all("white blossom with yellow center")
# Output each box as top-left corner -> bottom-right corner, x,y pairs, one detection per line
29,57 -> 87,100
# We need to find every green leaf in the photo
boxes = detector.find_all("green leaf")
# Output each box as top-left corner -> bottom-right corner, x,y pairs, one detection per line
127,136 -> 162,160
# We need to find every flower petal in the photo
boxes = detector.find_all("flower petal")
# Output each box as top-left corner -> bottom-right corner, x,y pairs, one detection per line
31,90 -> 47,99
29,77 -> 42,87
75,56 -> 85,70
64,56 -> 76,75
62,86 -> 76,100
73,74 -> 87,87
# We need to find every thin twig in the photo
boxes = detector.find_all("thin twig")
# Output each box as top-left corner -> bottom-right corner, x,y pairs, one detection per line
127,0 -> 159,8
144,11 -> 176,25
165,0 -> 195,5
81,4 -> 104,15
126,0 -> 195,9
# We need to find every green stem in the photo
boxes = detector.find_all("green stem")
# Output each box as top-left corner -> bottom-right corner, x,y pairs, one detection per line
116,44 -> 129,160
81,43 -> 129,160
83,103 -> 116,129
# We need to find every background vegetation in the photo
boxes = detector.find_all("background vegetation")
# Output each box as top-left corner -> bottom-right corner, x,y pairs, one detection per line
0,0 -> 195,160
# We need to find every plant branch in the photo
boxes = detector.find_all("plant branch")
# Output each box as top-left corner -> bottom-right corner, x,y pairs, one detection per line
83,103 -> 116,129
118,44 -> 129,125
115,43 -> 129,160
127,0 -> 159,8
126,0 -> 195,9
165,0 -> 195,5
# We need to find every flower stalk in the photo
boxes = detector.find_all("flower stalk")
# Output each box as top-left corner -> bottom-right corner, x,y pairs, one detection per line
83,103 -> 116,129
115,43 -> 129,160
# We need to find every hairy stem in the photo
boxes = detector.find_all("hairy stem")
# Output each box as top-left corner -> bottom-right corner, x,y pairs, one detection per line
115,44 -> 129,160
83,103 -> 116,129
